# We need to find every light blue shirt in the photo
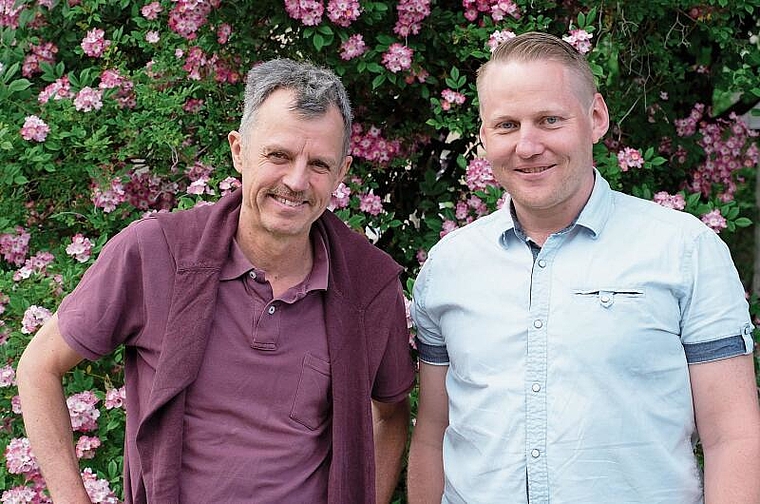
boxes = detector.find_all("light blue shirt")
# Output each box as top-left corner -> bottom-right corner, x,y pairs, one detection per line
411,172 -> 754,504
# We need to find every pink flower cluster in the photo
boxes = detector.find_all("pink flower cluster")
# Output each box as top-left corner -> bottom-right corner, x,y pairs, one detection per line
124,167 -> 178,211
81,28 -> 110,58
168,0 -> 218,40
21,305 -> 52,334
394,0 -> 431,37
562,29 -> 594,55
0,227 -> 31,266
0,365 -> 15,387
359,192 -> 383,215
440,89 -> 466,110
141,1 -> 163,20
701,209 -> 727,233
81,468 -> 120,504
487,29 -> 516,52
440,219 -> 459,238
105,386 -> 126,410
617,147 -> 644,172
4,437 -> 39,476
179,46 -> 241,83
186,161 -> 216,196
284,0 -> 324,26
464,157 -> 498,191
382,43 -> 414,73
1,485 -> 38,504
217,23 -> 232,44
219,176 -> 242,197
20,115 -> 50,142
350,123 -> 401,165
675,102 -> 706,138
76,436 -> 102,459
340,34 -> 367,60
455,195 -> 488,221
330,182 -> 351,209
38,76 -> 74,103
22,41 -> 57,78
99,68 -> 136,109
653,191 -> 686,210
92,177 -> 126,213
74,87 -> 104,112
14,251 -> 55,282
462,0 -> 520,22
0,0 -> 24,28
67,390 -> 101,432
66,234 -> 94,263
327,0 -> 361,27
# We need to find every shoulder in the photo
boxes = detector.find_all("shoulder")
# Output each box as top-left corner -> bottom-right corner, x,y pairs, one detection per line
610,190 -> 710,239
428,208 -> 508,261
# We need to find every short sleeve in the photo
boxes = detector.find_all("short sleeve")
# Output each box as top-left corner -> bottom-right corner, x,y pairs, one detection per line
57,220 -> 159,360
411,257 -> 449,365
370,279 -> 415,403
680,229 -> 754,363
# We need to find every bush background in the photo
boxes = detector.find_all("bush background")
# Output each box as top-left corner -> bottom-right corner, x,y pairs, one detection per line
1,0 -> 759,501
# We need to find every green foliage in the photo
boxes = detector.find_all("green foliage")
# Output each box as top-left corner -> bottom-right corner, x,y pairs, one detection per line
0,0 -> 759,501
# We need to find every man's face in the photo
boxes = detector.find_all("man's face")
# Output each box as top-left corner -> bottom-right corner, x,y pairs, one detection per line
228,88 -> 351,241
478,60 -> 609,223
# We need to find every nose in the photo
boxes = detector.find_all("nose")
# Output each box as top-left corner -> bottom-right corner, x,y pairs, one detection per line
282,159 -> 310,192
515,126 -> 544,158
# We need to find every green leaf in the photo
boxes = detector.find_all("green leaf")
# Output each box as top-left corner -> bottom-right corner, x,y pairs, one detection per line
317,25 -> 333,36
372,74 -> 386,89
7,78 -> 32,92
313,33 -> 325,51
735,217 -> 752,227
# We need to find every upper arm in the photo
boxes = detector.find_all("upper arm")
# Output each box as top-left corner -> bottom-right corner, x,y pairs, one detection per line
690,354 -> 760,448
18,314 -> 85,381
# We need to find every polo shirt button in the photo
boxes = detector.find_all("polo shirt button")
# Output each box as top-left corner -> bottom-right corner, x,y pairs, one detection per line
532,383 -> 541,392
531,449 -> 540,458
537,259 -> 546,268
267,305 -> 276,315
249,271 -> 257,280
533,319 -> 543,329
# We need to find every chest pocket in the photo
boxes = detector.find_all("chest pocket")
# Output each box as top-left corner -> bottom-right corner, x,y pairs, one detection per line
573,288 -> 644,308
290,352 -> 332,430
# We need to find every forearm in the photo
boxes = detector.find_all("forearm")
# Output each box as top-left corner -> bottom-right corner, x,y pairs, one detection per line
703,436 -> 760,504
17,349 -> 90,502
407,430 -> 445,504
373,398 -> 410,504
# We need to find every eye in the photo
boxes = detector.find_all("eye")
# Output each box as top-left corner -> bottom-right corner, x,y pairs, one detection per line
497,120 -> 517,131
544,116 -> 560,126
311,160 -> 332,173
267,151 -> 288,161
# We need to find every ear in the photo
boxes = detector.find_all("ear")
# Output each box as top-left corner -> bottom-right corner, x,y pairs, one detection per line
228,130 -> 244,174
590,93 -> 610,144
479,122 -> 488,151
334,155 -> 352,191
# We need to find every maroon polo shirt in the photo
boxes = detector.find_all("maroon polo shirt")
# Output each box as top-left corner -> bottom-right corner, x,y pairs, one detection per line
179,232 -> 332,502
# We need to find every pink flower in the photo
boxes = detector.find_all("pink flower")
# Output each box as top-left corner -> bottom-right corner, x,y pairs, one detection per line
183,98 -> 205,113
1,485 -> 37,503
0,227 -> 31,266
216,23 -> 232,44
67,390 -> 100,432
617,147 -> 644,172
11,394 -> 21,414
75,436 -> 102,459
701,209 -> 727,233
4,438 -> 39,475
74,87 -> 104,112
284,0 -> 324,26
145,30 -> 160,43
81,28 -> 110,57
350,123 -> 401,164
327,0 -> 361,27
0,0 -> 24,29
339,34 -> 367,61
562,28 -> 594,55
20,115 -> 50,142
394,0 -> 431,36
382,43 -> 413,73
440,219 -> 459,238
141,1 -> 163,20
38,75 -> 74,103
0,365 -> 15,387
441,88 -> 466,109
13,251 -> 55,282
92,178 -> 126,212
22,41 -> 57,77
219,176 -> 241,196
330,182 -> 351,209
66,234 -> 94,263
21,305 -> 52,334
105,386 -> 126,410
168,0 -> 216,40
416,248 -> 427,265
487,29 -> 516,51
359,192 -> 383,215
652,191 -> 686,211
81,468 -> 119,504
465,157 -> 497,191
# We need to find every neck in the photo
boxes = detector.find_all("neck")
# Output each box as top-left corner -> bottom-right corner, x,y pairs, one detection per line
236,226 -> 314,297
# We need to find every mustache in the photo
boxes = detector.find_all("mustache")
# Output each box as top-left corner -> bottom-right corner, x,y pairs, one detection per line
267,186 -> 311,203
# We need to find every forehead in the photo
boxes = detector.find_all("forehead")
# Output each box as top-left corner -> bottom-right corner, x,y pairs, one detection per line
479,60 -> 589,115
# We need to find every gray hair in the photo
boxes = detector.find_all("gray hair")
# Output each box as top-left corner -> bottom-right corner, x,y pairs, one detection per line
477,31 -> 597,108
239,58 -> 353,158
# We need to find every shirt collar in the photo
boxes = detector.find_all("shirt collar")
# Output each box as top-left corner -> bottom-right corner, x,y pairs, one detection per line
497,168 -> 613,247
220,230 -> 330,293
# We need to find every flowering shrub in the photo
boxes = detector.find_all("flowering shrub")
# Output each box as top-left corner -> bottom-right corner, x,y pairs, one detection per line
1,0 -> 759,501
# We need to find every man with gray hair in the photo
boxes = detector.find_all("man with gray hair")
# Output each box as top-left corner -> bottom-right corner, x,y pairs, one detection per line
17,58 -> 414,504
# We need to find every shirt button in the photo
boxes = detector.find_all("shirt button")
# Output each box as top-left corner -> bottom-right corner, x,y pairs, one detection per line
600,294 -> 610,303
533,319 -> 543,329
531,449 -> 540,458
248,271 -> 257,280
532,383 -> 541,392
537,259 -> 546,268
267,305 -> 276,315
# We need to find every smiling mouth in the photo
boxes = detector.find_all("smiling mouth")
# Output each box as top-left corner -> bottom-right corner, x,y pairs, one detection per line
272,195 -> 305,207
516,165 -> 553,174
